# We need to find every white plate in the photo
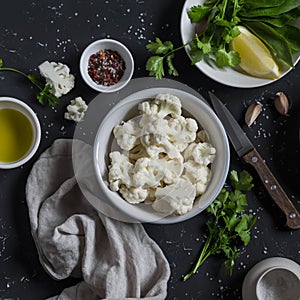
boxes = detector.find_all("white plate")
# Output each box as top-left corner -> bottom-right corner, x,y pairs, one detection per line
180,0 -> 300,88
242,257 -> 300,300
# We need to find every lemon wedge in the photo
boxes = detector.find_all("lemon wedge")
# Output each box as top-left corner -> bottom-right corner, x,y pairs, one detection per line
231,26 -> 280,79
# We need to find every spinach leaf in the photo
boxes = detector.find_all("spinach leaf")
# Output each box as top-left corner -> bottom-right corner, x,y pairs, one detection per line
274,25 -> 300,53
240,0 -> 299,17
244,21 -> 293,67
243,0 -> 286,9
241,7 -> 300,27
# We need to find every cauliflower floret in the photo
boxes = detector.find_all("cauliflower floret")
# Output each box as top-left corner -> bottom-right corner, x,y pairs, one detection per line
167,116 -> 198,152
143,134 -> 181,159
184,142 -> 216,166
159,156 -> 184,185
132,157 -> 165,187
38,61 -> 75,97
108,151 -> 133,191
183,160 -> 211,196
153,178 -> 196,215
113,119 -> 141,151
64,97 -> 88,122
119,186 -> 148,204
138,93 -> 182,119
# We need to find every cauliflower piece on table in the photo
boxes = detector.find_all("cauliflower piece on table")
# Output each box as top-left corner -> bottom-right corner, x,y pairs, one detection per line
153,178 -> 196,215
184,142 -> 216,166
64,97 -> 88,122
113,119 -> 141,151
138,93 -> 182,119
38,61 -> 75,97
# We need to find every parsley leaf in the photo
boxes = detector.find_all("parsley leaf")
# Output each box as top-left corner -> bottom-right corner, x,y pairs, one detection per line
145,38 -> 186,79
184,170 -> 256,281
188,5 -> 210,23
146,56 -> 165,79
166,54 -> 179,76
215,47 -> 241,68
146,37 -> 174,55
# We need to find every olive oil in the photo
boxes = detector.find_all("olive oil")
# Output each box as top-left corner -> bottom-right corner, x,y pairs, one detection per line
0,108 -> 34,163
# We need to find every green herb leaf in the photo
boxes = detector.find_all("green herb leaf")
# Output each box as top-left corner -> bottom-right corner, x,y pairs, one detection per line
215,47 -> 241,68
166,54 -> 179,77
146,56 -> 165,79
146,37 -> 174,55
188,5 -> 210,23
183,170 -> 256,280
0,58 -> 3,68
37,84 -> 59,106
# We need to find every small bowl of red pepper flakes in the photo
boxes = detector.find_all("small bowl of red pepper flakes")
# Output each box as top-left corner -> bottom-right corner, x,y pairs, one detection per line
80,39 -> 134,93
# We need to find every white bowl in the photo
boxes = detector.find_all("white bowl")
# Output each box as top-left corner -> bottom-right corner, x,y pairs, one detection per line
80,39 -> 134,93
242,257 -> 300,300
93,87 -> 230,224
180,0 -> 300,88
256,266 -> 300,300
0,97 -> 41,169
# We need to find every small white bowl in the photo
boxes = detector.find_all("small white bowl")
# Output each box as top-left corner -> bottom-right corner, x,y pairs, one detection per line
242,257 -> 300,300
0,97 -> 41,169
79,39 -> 134,93
256,266 -> 300,300
93,87 -> 230,224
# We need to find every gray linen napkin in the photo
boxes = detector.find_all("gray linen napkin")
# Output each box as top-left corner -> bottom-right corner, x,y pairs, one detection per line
25,139 -> 170,300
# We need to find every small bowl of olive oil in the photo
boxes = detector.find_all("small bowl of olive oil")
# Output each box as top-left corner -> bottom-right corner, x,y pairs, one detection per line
0,97 -> 41,169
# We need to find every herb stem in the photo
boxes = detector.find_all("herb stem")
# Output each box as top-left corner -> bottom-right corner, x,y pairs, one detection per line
163,41 -> 191,59
0,67 -> 28,78
183,232 -> 213,281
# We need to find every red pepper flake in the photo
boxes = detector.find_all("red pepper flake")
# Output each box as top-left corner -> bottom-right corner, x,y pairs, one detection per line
88,49 -> 126,86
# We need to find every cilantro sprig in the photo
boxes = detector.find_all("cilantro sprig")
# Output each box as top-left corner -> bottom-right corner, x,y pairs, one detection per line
183,170 -> 256,281
0,58 -> 59,106
146,38 -> 181,79
146,0 -> 300,78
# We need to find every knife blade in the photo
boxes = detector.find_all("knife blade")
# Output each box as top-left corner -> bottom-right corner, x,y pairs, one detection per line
208,91 -> 300,230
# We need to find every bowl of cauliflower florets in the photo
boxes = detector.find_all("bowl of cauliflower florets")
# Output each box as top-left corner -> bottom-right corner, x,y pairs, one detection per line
93,88 -> 230,224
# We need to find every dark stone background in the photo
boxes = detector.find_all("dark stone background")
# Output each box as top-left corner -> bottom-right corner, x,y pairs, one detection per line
0,0 -> 299,299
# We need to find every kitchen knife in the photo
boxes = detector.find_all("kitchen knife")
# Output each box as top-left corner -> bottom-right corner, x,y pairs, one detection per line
209,91 -> 300,230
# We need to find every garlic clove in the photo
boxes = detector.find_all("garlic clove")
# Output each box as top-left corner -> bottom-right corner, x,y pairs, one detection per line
245,101 -> 263,127
274,92 -> 289,116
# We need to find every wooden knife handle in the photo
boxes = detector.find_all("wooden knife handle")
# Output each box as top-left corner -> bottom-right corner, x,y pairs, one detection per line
243,148 -> 300,230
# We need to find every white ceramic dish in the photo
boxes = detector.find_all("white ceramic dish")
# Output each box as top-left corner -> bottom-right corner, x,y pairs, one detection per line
93,87 -> 230,224
80,38 -> 134,93
242,257 -> 300,300
180,0 -> 300,88
256,266 -> 300,300
0,97 -> 41,169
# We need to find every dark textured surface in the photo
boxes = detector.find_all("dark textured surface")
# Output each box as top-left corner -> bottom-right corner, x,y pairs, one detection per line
0,0 -> 299,299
